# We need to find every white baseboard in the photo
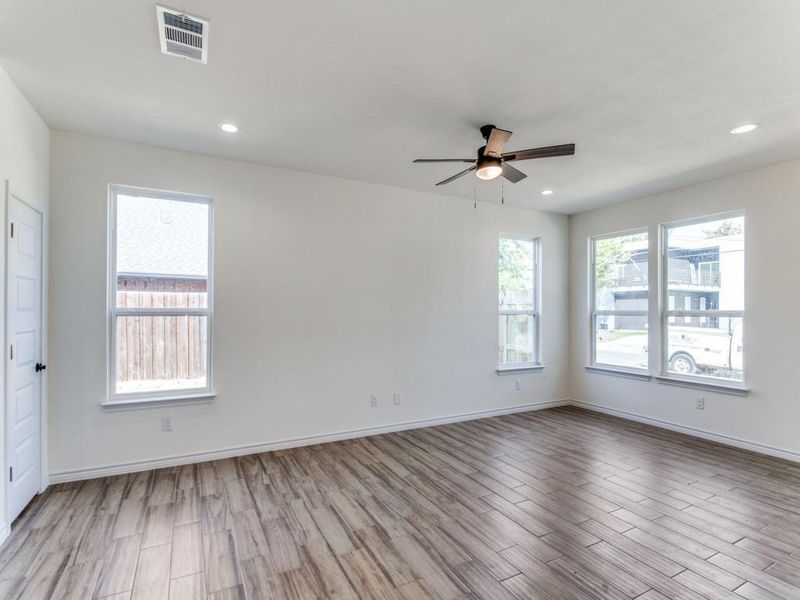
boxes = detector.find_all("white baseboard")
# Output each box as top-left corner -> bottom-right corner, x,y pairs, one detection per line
47,397 -> 800,484
571,399 -> 800,464
49,399 -> 570,484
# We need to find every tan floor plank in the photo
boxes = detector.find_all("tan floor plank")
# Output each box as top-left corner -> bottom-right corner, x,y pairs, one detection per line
171,522 -> 204,579
708,553 -> 800,600
540,531 -> 650,598
50,558 -> 103,600
588,540 -> 708,600
93,534 -> 142,598
168,572 -> 205,600
17,551 -> 71,600
203,531 -> 241,594
141,503 -> 174,549
130,543 -> 171,600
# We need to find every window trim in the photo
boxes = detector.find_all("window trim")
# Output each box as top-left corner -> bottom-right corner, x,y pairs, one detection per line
106,184 -> 215,405
659,210 -> 745,388
588,227 -> 650,374
497,234 -> 542,371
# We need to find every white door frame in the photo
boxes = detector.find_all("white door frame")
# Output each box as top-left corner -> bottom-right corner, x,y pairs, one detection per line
4,180 -> 46,526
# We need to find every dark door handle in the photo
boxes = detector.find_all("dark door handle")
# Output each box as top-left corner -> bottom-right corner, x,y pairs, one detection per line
35,363 -> 46,373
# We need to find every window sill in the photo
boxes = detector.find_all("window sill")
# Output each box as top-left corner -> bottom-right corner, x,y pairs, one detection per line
585,365 -> 652,381
654,376 -> 749,397
102,391 -> 217,411
497,364 -> 544,374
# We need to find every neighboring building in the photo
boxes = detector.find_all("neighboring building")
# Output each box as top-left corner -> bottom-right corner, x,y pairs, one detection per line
598,239 -> 648,331
601,233 -> 744,332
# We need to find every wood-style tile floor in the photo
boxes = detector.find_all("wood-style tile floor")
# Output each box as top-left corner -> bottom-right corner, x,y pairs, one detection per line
2,406 -> 800,599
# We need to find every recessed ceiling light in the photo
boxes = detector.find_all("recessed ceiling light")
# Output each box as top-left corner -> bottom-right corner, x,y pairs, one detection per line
730,123 -> 758,135
541,189 -> 554,196
219,123 -> 239,133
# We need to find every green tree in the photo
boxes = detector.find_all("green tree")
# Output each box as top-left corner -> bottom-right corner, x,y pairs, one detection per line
594,233 -> 645,290
498,239 -> 532,305
703,220 -> 743,239
594,237 -> 626,291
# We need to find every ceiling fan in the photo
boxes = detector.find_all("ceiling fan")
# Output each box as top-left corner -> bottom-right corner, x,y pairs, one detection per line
413,124 -> 575,186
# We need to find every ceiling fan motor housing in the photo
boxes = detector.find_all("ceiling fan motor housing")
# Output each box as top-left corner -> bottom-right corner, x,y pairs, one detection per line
475,145 -> 503,180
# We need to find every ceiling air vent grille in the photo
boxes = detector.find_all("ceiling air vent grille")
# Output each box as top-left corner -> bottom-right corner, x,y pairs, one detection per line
157,5 -> 209,64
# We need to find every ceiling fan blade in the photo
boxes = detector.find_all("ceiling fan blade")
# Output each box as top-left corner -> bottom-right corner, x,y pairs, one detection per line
502,143 -> 575,162
502,163 -> 527,183
485,128 -> 512,157
435,166 -> 476,186
413,158 -> 475,163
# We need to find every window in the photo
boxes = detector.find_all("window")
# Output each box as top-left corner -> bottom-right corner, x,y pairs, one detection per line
662,213 -> 744,383
108,186 -> 213,402
498,236 -> 540,369
590,230 -> 649,370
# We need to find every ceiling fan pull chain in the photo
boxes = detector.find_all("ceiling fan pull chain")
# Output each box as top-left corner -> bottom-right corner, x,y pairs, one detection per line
501,182 -> 505,205
473,186 -> 477,209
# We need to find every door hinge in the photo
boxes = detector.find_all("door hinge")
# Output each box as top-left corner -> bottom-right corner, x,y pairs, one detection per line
9,222 -> 13,238
9,345 -> 13,360
9,467 -> 12,482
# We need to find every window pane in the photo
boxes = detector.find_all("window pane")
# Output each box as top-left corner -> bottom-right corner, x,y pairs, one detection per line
594,315 -> 648,369
666,316 -> 743,381
116,194 -> 209,305
115,315 -> 208,394
499,238 -> 534,310
666,216 -> 744,312
594,232 -> 648,310
498,314 -> 534,365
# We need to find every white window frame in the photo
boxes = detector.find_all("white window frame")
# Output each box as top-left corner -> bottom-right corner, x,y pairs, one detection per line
588,228 -> 649,374
659,210 -> 745,387
106,184 -> 215,405
497,235 -> 542,372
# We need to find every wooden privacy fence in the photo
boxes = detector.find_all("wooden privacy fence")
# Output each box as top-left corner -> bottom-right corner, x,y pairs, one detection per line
116,276 -> 208,385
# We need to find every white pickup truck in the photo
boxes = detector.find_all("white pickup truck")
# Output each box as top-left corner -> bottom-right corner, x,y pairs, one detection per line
667,322 -> 743,377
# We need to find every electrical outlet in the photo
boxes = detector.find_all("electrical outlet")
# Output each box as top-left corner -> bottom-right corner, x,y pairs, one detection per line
515,379 -> 523,392
393,392 -> 401,405
695,397 -> 705,410
370,395 -> 378,408
161,417 -> 173,432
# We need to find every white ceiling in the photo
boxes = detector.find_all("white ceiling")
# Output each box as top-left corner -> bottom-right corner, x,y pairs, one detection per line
2,0 -> 800,213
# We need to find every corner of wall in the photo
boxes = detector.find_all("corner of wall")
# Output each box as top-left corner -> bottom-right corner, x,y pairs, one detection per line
565,212 -> 575,402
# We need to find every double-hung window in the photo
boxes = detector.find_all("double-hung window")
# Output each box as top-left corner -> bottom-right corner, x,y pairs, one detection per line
108,185 -> 214,403
590,230 -> 649,371
662,213 -> 744,383
498,236 -> 540,369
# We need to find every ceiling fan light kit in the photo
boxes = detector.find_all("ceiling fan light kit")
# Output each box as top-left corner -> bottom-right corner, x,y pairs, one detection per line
413,124 -> 575,187
476,155 -> 502,180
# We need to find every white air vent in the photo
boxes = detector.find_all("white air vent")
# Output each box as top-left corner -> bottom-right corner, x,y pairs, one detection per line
156,5 -> 209,64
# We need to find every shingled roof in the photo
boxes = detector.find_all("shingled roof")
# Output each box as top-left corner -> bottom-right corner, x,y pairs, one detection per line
116,193 -> 208,278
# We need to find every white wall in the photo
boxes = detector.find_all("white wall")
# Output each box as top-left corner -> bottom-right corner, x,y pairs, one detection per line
48,131 -> 570,478
571,158 -> 800,459
0,66 -> 50,531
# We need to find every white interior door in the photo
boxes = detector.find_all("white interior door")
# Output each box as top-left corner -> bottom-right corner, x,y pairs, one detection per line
7,192 -> 43,523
